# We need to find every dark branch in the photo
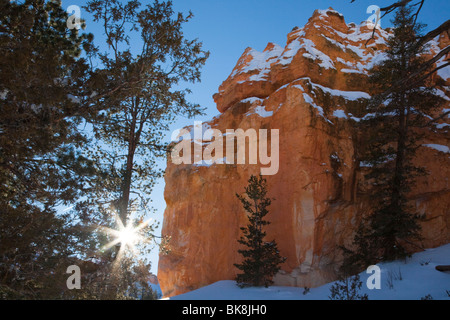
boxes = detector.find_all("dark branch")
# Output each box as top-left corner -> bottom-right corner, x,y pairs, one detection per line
406,46 -> 450,84
380,0 -> 414,14
417,19 -> 450,46
411,0 -> 425,25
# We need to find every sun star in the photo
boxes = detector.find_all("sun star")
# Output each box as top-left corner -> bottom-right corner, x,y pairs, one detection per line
116,224 -> 140,248
100,213 -> 152,255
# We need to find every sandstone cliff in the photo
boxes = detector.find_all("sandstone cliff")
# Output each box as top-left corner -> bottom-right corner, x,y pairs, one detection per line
158,8 -> 450,297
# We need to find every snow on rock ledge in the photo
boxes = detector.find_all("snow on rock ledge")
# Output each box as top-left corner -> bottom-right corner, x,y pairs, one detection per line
213,7 -> 391,113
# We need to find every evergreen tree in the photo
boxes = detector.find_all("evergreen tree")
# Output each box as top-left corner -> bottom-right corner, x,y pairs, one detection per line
234,175 -> 286,288
82,0 -> 208,233
340,223 -> 378,276
346,4 -> 447,268
0,0 -> 101,299
74,0 -> 208,296
0,0 -> 159,300
350,1 -> 450,92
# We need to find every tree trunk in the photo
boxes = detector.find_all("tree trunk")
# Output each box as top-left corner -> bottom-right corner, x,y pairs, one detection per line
118,98 -> 140,227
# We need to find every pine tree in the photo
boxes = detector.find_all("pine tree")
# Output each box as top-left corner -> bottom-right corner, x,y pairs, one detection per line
340,222 -> 378,276
347,4 -> 447,267
82,0 -> 208,232
74,0 -> 208,296
234,175 -> 286,288
349,1 -> 450,91
0,0 -> 101,299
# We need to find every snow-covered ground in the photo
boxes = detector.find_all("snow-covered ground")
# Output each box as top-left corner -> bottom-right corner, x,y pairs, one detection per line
169,243 -> 450,300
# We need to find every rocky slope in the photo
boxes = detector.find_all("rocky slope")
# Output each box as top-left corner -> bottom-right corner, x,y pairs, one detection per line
158,8 -> 450,297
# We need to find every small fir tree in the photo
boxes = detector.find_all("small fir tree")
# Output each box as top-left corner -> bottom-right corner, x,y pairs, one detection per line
234,175 -> 286,288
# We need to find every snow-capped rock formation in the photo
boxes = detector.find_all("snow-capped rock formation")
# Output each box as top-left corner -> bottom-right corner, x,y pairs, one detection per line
158,8 -> 450,297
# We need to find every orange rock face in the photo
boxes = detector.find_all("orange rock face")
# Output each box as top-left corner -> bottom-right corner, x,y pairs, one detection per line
158,8 -> 450,297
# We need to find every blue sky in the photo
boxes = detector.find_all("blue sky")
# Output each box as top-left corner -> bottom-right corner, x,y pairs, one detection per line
61,0 -> 449,273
